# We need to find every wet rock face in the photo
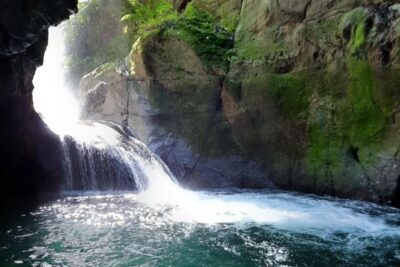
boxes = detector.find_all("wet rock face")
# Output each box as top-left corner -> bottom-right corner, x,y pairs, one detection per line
225,0 -> 400,205
0,0 -> 77,212
79,0 -> 400,205
62,135 -> 138,191
80,64 -> 129,123
80,35 -> 272,190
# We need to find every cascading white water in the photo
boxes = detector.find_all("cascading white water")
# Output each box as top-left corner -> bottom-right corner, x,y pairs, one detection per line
33,25 -> 179,192
33,25 -> 80,135
31,26 -> 202,209
31,25 -> 400,242
0,16 -> 395,267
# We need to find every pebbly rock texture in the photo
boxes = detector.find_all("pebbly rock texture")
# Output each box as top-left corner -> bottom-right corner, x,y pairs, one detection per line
0,0 -> 77,212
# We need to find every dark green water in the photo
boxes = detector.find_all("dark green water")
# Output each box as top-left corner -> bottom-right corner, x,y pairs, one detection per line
22,23 -> 400,267
1,191 -> 399,267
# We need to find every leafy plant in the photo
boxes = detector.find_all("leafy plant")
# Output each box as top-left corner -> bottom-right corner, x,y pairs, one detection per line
172,4 -> 234,67
121,1 -> 234,68
121,0 -> 177,36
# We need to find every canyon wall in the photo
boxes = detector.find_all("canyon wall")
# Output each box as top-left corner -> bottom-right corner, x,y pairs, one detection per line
76,0 -> 400,205
225,0 -> 400,204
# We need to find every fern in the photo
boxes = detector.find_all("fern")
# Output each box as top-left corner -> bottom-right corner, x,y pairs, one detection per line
121,0 -> 177,35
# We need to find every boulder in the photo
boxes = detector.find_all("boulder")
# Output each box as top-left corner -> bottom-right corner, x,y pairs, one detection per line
81,34 -> 272,189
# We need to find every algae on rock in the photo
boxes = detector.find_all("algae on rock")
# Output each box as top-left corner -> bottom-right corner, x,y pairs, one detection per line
75,0 -> 400,205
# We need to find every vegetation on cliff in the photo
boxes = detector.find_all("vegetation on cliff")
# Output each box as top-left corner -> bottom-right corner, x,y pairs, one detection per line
65,0 -> 238,82
70,0 -> 400,205
122,0 -> 237,68
223,1 -> 400,203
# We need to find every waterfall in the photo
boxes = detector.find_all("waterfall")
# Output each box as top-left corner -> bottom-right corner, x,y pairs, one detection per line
32,25 -> 179,193
31,26 -> 400,231
5,19 -> 397,267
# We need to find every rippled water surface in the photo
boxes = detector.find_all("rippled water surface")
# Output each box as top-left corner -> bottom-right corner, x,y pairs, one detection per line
1,191 -> 399,266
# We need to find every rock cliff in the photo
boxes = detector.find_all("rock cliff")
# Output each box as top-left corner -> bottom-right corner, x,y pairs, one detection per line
225,0 -> 400,204
77,0 -> 400,205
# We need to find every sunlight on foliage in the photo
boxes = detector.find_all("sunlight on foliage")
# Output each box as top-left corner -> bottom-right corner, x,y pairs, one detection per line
173,4 -> 234,67
122,1 -> 234,67
121,0 -> 178,36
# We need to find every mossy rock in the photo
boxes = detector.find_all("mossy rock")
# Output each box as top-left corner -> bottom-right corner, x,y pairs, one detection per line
130,32 -> 242,158
189,0 -> 242,32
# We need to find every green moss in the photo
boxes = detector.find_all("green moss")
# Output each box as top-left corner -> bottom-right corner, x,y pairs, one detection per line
340,7 -> 368,30
307,113 -> 346,171
340,7 -> 369,56
300,7 -> 370,59
69,0 -> 238,79
350,19 -> 367,55
235,26 -> 290,61
306,125 -> 348,192
218,8 -> 239,32
189,0 -> 241,32
167,4 -> 234,68
304,58 -> 387,190
346,57 -> 385,146
244,72 -> 310,117
123,1 -> 235,68
269,73 -> 310,116
304,93 -> 367,196
121,0 -> 178,37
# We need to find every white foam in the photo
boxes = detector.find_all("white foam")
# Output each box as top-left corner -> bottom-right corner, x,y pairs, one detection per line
33,25 -> 400,244
33,26 -> 81,136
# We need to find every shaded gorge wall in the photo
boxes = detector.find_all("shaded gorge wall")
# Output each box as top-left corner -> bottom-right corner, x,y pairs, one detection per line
0,0 -> 78,212
71,0 -> 400,205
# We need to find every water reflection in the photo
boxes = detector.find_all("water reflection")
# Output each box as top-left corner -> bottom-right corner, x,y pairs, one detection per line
1,191 -> 398,266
